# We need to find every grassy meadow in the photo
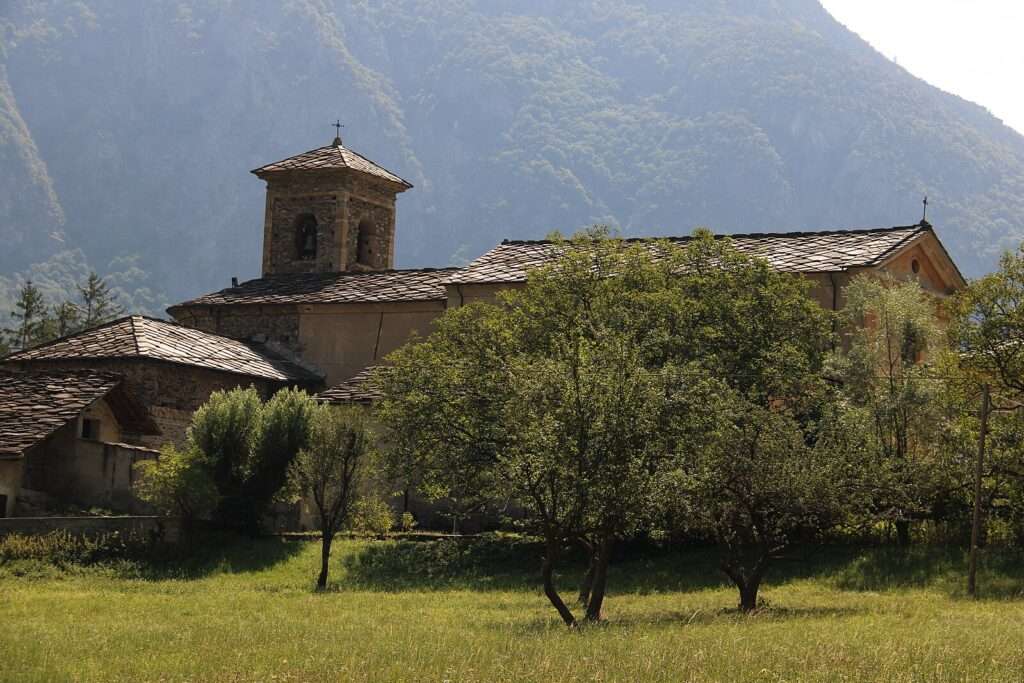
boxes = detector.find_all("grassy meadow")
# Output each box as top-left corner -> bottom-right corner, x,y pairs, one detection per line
3,535 -> 1024,682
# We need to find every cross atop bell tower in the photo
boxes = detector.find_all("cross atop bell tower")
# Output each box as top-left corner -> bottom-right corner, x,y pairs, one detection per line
251,131 -> 412,276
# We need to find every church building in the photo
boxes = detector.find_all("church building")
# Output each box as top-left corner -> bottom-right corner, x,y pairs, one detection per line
169,133 -> 967,400
0,132 -> 968,518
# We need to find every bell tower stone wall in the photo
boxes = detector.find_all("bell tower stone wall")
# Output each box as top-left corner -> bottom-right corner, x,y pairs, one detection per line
259,171 -> 400,276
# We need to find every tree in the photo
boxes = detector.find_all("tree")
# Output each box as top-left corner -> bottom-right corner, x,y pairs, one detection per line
52,301 -> 81,338
683,384 -> 874,611
182,387 -> 316,534
77,271 -> 124,329
835,274 -> 948,545
135,444 -> 219,522
381,232 -> 692,625
4,280 -> 53,351
953,245 -> 1024,399
286,406 -> 372,589
376,304 -> 514,530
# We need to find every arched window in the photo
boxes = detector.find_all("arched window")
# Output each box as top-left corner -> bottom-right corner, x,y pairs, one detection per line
356,218 -> 375,266
295,214 -> 318,261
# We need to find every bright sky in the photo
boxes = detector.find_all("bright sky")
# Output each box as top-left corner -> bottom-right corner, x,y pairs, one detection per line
820,0 -> 1024,135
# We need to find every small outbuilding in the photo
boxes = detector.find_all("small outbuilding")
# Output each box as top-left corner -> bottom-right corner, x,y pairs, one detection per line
0,369 -> 161,517
3,315 -> 323,446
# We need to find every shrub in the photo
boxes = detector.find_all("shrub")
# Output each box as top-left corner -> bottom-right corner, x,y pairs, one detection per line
400,512 -> 417,533
0,530 -> 152,567
350,498 -> 394,538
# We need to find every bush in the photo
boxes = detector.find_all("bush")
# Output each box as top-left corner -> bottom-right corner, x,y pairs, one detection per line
349,498 -> 394,538
400,512 -> 417,533
0,530 -> 152,567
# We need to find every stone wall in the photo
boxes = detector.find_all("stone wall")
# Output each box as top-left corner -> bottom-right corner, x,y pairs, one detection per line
260,169 -> 398,276
267,195 -> 339,274
346,197 -> 392,270
171,304 -> 302,353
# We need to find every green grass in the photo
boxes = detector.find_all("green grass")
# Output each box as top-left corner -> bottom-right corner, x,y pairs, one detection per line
3,536 -> 1024,682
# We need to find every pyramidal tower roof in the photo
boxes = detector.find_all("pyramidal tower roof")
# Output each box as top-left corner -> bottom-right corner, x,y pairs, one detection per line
251,136 -> 412,189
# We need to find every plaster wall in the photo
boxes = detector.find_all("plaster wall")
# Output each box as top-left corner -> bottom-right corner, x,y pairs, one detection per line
0,460 -> 23,517
297,302 -> 446,385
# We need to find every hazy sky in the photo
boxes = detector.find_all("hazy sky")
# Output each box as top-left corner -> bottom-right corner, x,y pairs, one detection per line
820,0 -> 1024,136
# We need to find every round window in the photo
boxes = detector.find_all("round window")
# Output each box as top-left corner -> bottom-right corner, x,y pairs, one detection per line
911,259 -> 920,274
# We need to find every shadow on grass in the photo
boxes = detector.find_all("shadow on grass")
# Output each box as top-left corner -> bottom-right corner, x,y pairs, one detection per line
822,544 -> 1024,599
128,532 -> 307,581
337,535 -> 1024,601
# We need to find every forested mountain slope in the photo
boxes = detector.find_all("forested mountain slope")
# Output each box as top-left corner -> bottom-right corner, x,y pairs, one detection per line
2,0 -> 1023,307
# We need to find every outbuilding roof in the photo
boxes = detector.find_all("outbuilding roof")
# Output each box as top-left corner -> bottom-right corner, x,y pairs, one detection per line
170,268 -> 460,309
0,369 -> 157,457
444,223 -> 939,286
4,316 -> 319,383
252,139 -> 413,189
316,366 -> 383,405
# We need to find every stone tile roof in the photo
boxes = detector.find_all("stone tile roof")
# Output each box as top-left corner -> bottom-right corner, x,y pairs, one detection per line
445,224 -> 933,285
0,369 -> 125,457
4,316 -> 318,383
252,140 -> 413,189
171,268 -> 461,309
317,366 -> 382,405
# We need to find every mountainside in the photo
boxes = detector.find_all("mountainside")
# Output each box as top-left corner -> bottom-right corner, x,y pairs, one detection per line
2,0 -> 1024,306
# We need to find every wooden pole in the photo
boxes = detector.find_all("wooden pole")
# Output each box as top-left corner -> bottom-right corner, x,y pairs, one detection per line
968,384 -> 990,598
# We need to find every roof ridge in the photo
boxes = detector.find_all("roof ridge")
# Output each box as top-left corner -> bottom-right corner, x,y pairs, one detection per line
499,223 -> 928,246
3,314 -> 137,360
128,315 -> 143,356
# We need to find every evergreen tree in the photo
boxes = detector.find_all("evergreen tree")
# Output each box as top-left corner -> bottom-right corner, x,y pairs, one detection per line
52,301 -> 82,337
77,271 -> 124,329
4,280 -> 53,351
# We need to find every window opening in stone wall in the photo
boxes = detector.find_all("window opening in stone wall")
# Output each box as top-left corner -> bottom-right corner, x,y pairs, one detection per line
295,214 -> 319,261
81,418 -> 100,440
0,494 -> 7,518
357,218 -> 375,267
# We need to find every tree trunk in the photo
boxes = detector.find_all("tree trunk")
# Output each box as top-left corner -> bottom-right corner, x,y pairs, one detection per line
738,580 -> 760,612
895,519 -> 911,547
543,540 -> 577,627
721,560 -> 765,613
577,539 -> 596,606
584,537 -> 612,622
317,531 -> 333,590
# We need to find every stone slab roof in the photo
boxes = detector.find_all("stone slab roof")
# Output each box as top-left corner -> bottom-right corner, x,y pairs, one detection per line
445,224 -> 933,285
4,316 -> 318,383
252,140 -> 413,189
317,366 -> 382,405
171,268 -> 461,309
0,370 -> 127,457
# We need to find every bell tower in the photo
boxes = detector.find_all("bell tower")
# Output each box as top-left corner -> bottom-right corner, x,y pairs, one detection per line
252,132 -> 413,276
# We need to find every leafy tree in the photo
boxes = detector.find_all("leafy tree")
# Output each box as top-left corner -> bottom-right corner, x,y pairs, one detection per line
381,233 -> 693,625
376,305 -> 513,529
186,387 -> 316,534
835,274 -> 948,544
953,245 -> 1024,400
135,445 -> 219,523
247,387 -> 318,519
77,271 -> 124,329
682,385 -> 874,611
286,406 -> 372,589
